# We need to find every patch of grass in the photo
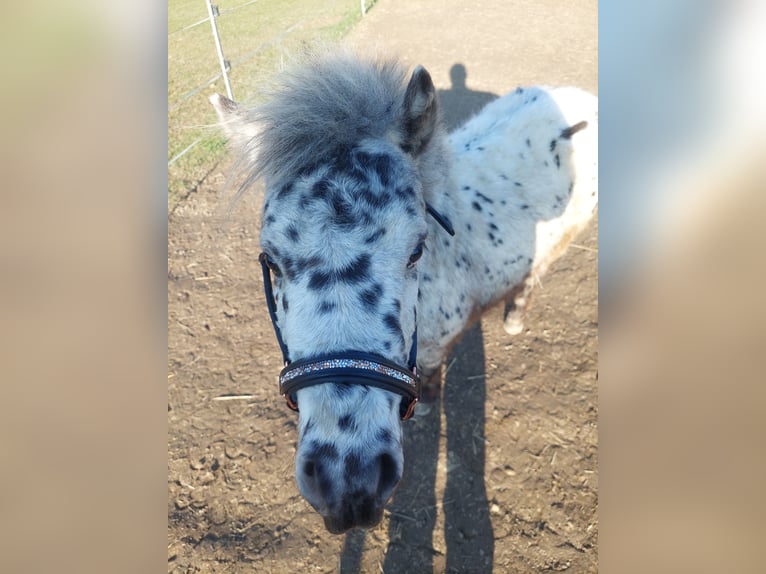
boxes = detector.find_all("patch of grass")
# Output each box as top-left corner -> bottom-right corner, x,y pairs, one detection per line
168,0 -> 368,212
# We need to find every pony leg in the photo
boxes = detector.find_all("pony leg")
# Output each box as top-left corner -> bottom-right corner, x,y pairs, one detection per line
418,364 -> 442,403
503,277 -> 534,335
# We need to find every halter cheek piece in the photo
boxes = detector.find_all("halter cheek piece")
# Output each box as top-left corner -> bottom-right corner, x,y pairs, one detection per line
259,202 -> 454,421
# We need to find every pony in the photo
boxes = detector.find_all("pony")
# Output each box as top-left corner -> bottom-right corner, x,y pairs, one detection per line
211,51 -> 597,534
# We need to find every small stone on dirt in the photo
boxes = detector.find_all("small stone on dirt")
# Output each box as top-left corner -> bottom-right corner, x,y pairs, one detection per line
207,502 -> 227,525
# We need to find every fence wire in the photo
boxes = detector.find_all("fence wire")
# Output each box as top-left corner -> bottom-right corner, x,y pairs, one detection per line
168,0 -> 373,202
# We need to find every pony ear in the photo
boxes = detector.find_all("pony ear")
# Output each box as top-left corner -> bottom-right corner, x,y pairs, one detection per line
209,93 -> 260,149
399,66 -> 439,156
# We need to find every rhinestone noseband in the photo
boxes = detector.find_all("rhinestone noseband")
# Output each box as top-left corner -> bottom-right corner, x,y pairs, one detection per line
258,202 -> 454,421
279,352 -> 420,420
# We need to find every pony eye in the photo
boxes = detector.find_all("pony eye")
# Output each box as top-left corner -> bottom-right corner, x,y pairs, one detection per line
407,242 -> 425,268
262,253 -> 282,277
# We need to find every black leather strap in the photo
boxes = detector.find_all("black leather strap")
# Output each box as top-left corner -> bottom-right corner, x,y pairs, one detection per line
425,202 -> 455,236
257,202 -> 453,421
259,252 -> 290,364
280,351 -> 419,398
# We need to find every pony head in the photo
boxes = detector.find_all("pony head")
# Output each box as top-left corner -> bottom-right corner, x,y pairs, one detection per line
212,53 -> 447,533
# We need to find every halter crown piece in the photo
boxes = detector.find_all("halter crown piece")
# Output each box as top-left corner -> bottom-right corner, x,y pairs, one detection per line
258,202 -> 454,421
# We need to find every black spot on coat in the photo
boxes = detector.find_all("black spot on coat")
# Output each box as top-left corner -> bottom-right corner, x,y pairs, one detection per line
337,254 -> 371,284
475,191 -> 494,204
360,188 -> 388,210
312,179 -> 331,199
318,301 -> 336,314
383,313 -> 401,334
308,254 -> 371,290
368,154 -> 394,187
308,270 -> 332,291
359,283 -> 384,310
338,414 -> 356,431
364,227 -> 386,244
310,441 -> 339,461
331,194 -> 354,225
377,428 -> 393,444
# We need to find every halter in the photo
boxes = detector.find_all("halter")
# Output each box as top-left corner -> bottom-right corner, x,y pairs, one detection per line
259,202 -> 454,421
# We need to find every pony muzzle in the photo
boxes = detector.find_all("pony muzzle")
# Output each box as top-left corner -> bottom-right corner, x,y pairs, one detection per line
297,449 -> 402,534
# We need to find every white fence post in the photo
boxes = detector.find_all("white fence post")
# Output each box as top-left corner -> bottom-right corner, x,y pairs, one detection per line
206,0 -> 233,100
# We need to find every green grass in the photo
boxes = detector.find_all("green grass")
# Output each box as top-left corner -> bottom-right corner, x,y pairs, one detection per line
168,0 -> 369,211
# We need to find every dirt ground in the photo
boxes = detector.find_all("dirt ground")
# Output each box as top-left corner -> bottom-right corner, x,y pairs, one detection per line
168,1 -> 598,572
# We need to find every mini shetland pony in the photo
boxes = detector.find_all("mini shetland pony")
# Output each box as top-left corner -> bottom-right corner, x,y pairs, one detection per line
211,52 -> 597,533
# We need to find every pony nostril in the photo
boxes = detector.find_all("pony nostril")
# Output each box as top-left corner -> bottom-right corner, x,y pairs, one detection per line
377,453 -> 401,502
297,457 -> 332,514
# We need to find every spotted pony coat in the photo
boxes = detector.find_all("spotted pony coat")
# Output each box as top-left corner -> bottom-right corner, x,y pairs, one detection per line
211,51 -> 597,534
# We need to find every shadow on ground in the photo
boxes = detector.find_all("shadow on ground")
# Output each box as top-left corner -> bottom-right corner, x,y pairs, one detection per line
340,64 -> 498,573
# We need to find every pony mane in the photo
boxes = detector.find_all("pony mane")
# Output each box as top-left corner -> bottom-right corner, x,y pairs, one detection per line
240,52 -> 410,191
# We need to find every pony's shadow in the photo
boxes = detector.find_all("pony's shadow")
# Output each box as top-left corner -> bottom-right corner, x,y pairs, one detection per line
341,64 -> 498,574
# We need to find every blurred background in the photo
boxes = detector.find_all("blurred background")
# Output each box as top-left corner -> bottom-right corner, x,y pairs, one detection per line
1,1 -> 765,573
599,1 -> 766,572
